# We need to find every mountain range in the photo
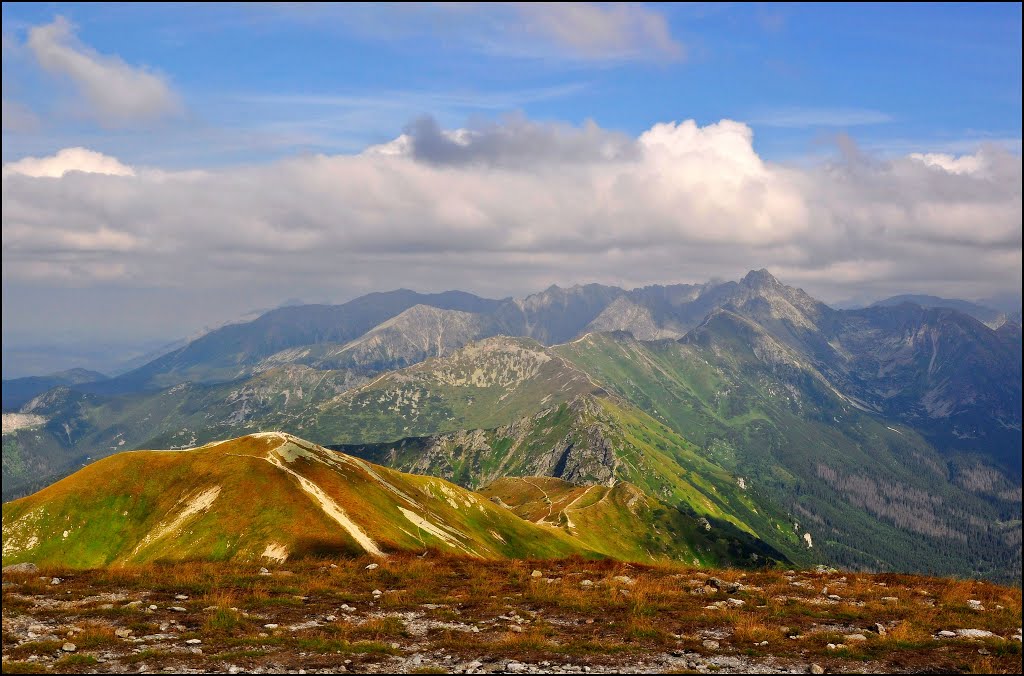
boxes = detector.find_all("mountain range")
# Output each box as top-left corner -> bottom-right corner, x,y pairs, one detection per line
2,270 -> 1020,581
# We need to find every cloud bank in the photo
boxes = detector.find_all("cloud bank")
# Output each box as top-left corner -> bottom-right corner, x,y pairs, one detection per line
2,116 -> 1020,328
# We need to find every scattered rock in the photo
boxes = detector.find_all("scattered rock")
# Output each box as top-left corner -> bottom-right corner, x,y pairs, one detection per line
259,567 -> 271,575
365,563 -> 379,570
706,577 -> 723,589
613,575 -> 635,586
810,664 -> 826,674
2,562 -> 39,574
50,577 -> 62,585
185,638 -> 202,644
509,625 -> 524,633
263,623 -> 279,630
174,594 -> 189,600
531,570 -> 543,578
115,628 -> 132,638
827,594 -> 841,601
956,629 -> 998,639
726,598 -> 745,607
62,642 -> 76,652
844,633 -> 868,642
872,623 -> 887,637
702,639 -> 720,650
967,599 -> 985,611
169,606 -> 187,612
881,596 -> 898,604
937,630 -> 957,638
580,579 -> 594,587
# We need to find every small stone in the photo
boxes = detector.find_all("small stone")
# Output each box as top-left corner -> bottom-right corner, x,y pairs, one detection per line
707,577 -> 723,589
844,633 -> 867,642
148,605 -> 158,610
325,615 -> 337,621
124,600 -> 143,608
727,598 -> 745,607
531,570 -> 543,578
263,623 -> 279,629
62,643 -> 76,652
810,664 -> 826,675
174,594 -> 189,600
872,623 -> 887,636
826,643 -> 837,650
580,579 -> 594,587
185,638 -> 202,644
169,606 -> 187,612
937,630 -> 957,638
2,562 -> 39,574
509,624 -> 524,633
613,575 -> 635,586
390,642 -> 400,649
881,596 -> 898,603
115,628 -> 132,638
702,639 -> 720,650
50,577 -> 62,585
259,567 -> 271,575
967,599 -> 985,611
827,594 -> 841,601
365,563 -> 379,570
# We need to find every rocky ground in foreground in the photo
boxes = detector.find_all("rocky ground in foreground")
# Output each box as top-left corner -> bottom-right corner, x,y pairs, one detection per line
2,556 -> 1021,674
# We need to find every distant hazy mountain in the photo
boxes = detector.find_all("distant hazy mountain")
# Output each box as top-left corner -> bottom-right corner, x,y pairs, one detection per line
870,294 -> 1012,328
1,368 -> 106,411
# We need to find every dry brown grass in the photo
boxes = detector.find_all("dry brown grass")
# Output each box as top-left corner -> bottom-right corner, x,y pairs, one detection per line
2,555 -> 1020,674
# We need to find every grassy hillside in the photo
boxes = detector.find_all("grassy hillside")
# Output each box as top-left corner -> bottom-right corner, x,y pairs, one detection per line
480,476 -> 783,566
2,433 -> 595,568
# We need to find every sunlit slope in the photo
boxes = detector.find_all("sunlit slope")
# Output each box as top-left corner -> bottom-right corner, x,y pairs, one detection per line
1,433 -> 592,568
480,476 -> 784,566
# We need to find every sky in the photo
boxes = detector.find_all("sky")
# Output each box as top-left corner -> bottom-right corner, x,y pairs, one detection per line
2,3 -> 1022,376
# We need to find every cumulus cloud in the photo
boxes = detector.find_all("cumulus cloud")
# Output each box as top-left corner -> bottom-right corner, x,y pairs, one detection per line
2,147 -> 135,178
909,152 -> 985,175
1,117 -> 1020,328
26,16 -> 181,126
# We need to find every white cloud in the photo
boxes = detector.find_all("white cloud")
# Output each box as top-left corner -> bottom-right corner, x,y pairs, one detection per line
909,152 -> 984,175
1,117 -> 1019,322
2,147 -> 135,178
26,16 -> 181,126
513,3 -> 684,62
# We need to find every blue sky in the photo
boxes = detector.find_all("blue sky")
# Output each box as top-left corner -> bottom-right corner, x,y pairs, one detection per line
2,3 -> 1021,376
3,3 -> 1020,165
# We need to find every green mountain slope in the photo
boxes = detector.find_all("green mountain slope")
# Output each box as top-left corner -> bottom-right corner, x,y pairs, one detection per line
554,322 -> 1022,581
2,433 -> 595,568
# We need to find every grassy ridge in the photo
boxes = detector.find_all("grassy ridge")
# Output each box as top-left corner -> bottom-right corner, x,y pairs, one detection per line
2,433 -> 594,568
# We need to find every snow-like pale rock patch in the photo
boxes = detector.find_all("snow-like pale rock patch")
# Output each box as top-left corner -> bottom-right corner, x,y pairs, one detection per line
2,413 -> 47,434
